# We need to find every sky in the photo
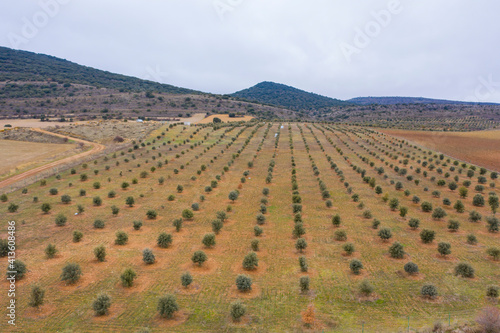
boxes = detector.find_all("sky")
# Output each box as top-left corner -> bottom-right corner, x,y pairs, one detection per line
1,0 -> 500,103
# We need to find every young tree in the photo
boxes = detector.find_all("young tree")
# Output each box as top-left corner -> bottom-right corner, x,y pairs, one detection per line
230,301 -> 246,322
211,219 -> 223,234
404,262 -> 419,275
295,238 -> 307,253
228,191 -> 239,202
157,294 -> 178,319
202,233 -> 216,248
192,250 -> 207,266
242,251 -> 258,270
146,210 -> 157,219
115,231 -> 128,245
172,218 -> 183,232
349,259 -> 363,275
61,263 -> 82,284
94,245 -> 106,262
133,220 -> 143,230
28,284 -> 45,308
421,284 -> 438,299
125,196 -> 135,207
235,274 -> 252,292
41,203 -> 52,214
408,218 -> 420,230
332,214 -> 341,227
142,248 -> 155,264
157,233 -> 173,248
489,195 -> 499,214
487,216 -> 499,233
45,244 -> 58,259
389,242 -> 405,259
92,293 -> 111,316
432,207 -> 447,220
420,229 -> 436,243
359,280 -> 374,296
437,242 -> 451,257
120,268 -> 137,287
55,214 -> 67,227
299,256 -> 308,272
299,276 -> 310,293
182,209 -> 194,219
455,262 -> 475,278
181,272 -> 193,288
343,243 -> 355,255
378,228 -> 392,241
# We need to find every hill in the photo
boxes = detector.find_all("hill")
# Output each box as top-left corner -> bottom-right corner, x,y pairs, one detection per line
0,46 -> 197,94
348,96 -> 498,105
232,81 -> 348,111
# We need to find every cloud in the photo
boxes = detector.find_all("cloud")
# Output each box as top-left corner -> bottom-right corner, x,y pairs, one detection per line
1,0 -> 499,102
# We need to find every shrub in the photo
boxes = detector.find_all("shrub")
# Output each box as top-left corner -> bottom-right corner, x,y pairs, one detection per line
299,256 -> 308,272
349,259 -> 363,275
334,230 -> 347,241
55,214 -> 67,227
72,230 -> 83,242
420,229 -> 436,243
254,226 -> 263,236
181,272 -> 193,288
133,220 -> 143,230
125,196 -> 135,207
45,244 -> 58,258
293,223 -> 306,238
146,210 -> 157,219
77,205 -> 84,214
228,191 -> 239,202
157,233 -> 173,248
299,276 -> 310,293
421,284 -> 438,299
235,274 -> 252,292
378,228 -> 392,241
437,242 -> 451,257
487,247 -> 500,260
0,239 -> 7,257
216,211 -> 228,222
49,188 -> 58,195
92,293 -> 111,316
389,242 -> 405,259
94,245 -> 106,262
61,194 -> 71,204
111,205 -> 120,216
455,263 -> 475,278
404,262 -> 419,275
192,250 -> 207,266
93,219 -> 105,229
256,213 -> 266,225
486,286 -> 499,299
469,210 -> 482,223
242,251 -> 259,270
142,248 -> 155,264
202,233 -> 216,248
332,214 -> 341,227
157,294 -> 178,319
93,196 -> 102,206
0,194 -> 7,202
230,301 -> 246,322
359,280 -> 374,296
421,201 -> 433,212
432,207 -> 447,220
210,219 -> 223,234
120,268 -> 137,287
362,210 -> 372,219
262,188 -> 270,196
251,239 -> 259,252
296,238 -> 307,253
399,206 -> 408,218
473,194 -> 485,207
389,198 -> 399,211
60,263 -> 81,284
28,285 -> 45,308
372,219 -> 381,229
343,243 -> 355,255
408,218 -> 420,230
476,306 -> 500,333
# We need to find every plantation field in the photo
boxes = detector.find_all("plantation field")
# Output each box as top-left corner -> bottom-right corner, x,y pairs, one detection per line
379,128 -> 500,172
0,140 -> 78,180
0,122 -> 499,332
196,114 -> 255,124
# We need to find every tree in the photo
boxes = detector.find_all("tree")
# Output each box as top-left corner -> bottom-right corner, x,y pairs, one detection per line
202,233 -> 216,248
421,284 -> 438,299
55,214 -> 67,227
228,191 -> 239,203
192,250 -> 207,266
262,188 -> 270,196
408,218 -> 420,230
254,226 -> 263,237
230,301 -> 246,322
142,248 -> 155,264
216,211 -> 228,222
120,268 -> 137,287
28,284 -> 45,308
455,262 -> 475,278
111,205 -> 120,216
0,239 -> 9,257
133,220 -> 143,230
93,219 -> 105,229
389,242 -> 404,259
469,210 -> 482,222
93,196 -> 102,206
8,260 -> 27,281
437,242 -> 451,257
211,219 -> 223,234
125,196 -> 135,207
293,223 -> 306,238
300,276 -> 310,293
448,220 -> 460,232
235,274 -> 252,292
251,239 -> 259,252
157,233 -> 173,248
213,117 -> 222,123
389,198 -> 399,211
173,218 -> 183,232
177,185 -> 184,193
489,195 -> 499,214
45,244 -> 58,258
94,245 -> 106,262
256,213 -> 266,225
420,229 -> 436,243
359,280 -> 374,296
378,228 -> 392,241
467,234 -> 478,245
486,286 -> 499,299
92,293 -> 111,316
334,230 -> 347,241
404,262 -> 419,275
295,238 -> 307,253
115,231 -> 128,245
350,259 -> 363,275
157,294 -> 178,319
399,206 -> 408,218
41,203 -> 51,214
454,200 -> 465,213
432,207 -> 447,220
421,201 -> 433,212
301,304 -> 316,328
146,210 -> 157,219
61,194 -> 71,204
332,214 -> 341,227
299,256 -> 308,272
487,216 -> 499,233
242,251 -> 258,270
459,186 -> 468,198
73,230 -> 83,242
181,272 -> 193,288
473,194 -> 485,207
487,247 -> 500,260
343,243 -> 355,255
61,263 -> 82,284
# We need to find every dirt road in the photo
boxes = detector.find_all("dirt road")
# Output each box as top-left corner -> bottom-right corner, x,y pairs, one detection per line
0,128 -> 106,191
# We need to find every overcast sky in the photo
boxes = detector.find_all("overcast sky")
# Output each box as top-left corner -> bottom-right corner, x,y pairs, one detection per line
1,0 -> 500,102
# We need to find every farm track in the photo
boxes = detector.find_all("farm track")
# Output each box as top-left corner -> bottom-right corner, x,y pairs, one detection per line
0,128 -> 106,191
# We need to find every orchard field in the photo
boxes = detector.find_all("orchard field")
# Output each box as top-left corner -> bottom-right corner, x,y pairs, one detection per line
0,121 -> 499,332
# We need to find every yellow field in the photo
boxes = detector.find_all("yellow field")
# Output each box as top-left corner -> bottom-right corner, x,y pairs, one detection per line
196,114 -> 254,124
0,140 -> 77,179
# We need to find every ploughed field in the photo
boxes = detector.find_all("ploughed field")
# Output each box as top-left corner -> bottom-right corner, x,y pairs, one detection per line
0,122 -> 499,332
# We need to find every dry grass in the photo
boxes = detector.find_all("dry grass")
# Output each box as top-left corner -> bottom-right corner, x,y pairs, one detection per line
0,140 -> 77,179
196,114 -> 254,124
379,128 -> 500,172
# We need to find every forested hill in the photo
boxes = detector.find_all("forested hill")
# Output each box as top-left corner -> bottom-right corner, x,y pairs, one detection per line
348,96 -> 498,105
231,81 -> 348,111
0,46 -> 198,94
